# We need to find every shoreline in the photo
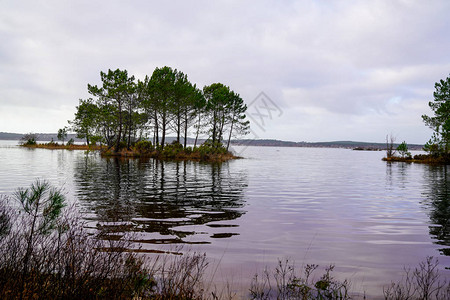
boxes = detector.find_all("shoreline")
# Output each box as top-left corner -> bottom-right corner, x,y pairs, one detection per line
20,143 -> 240,163
382,154 -> 450,164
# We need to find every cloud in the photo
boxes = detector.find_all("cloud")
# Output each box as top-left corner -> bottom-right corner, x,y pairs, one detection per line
0,0 -> 449,143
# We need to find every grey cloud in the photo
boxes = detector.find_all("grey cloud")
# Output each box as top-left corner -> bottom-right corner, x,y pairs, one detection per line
0,0 -> 449,143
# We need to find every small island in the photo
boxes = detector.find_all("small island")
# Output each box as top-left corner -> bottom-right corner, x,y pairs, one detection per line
382,74 -> 450,165
21,67 -> 250,163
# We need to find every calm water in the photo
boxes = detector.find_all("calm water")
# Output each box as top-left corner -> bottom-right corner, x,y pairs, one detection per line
1,140 -> 449,297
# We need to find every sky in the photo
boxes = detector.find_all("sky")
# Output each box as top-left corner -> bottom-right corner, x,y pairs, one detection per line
1,0 -> 449,144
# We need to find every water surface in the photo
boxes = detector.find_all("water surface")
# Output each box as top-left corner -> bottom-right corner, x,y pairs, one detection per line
1,141 -> 449,298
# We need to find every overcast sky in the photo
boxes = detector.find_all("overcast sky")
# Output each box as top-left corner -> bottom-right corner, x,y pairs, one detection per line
1,0 -> 449,143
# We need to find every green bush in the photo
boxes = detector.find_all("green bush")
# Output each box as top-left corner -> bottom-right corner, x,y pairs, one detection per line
194,141 -> 228,158
396,141 -> 411,158
184,146 -> 193,155
67,138 -> 74,146
134,140 -> 154,154
161,141 -> 183,158
118,141 -> 128,150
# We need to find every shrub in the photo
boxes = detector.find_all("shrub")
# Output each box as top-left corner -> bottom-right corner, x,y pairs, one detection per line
20,133 -> 38,146
134,140 -> 154,154
250,259 -> 349,300
0,180 -> 208,299
194,141 -> 229,158
184,146 -> 193,155
118,140 -> 128,150
67,138 -> 74,146
384,257 -> 450,300
396,141 -> 411,158
161,141 -> 183,158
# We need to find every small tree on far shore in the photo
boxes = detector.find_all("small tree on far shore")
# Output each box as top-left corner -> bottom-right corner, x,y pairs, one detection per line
386,134 -> 396,158
57,127 -> 68,145
20,133 -> 38,145
396,141 -> 411,158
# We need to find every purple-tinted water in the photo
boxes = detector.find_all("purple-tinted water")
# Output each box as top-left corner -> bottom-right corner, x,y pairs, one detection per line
1,140 -> 449,298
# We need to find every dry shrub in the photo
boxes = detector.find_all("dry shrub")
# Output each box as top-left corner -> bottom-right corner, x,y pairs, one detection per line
0,184 -> 208,300
250,259 -> 349,300
383,257 -> 450,300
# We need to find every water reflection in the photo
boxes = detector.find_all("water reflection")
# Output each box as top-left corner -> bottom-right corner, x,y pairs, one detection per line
385,161 -> 412,190
422,165 -> 450,255
74,154 -> 247,245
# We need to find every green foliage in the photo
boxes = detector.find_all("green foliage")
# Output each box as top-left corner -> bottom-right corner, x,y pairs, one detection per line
160,141 -> 184,158
118,140 -> 128,151
133,140 -> 154,154
193,141 -> 229,160
90,135 -> 103,146
396,141 -> 411,158
14,179 -> 66,236
184,146 -> 193,154
69,98 -> 99,146
57,127 -> 68,145
67,138 -> 74,146
422,74 -> 450,155
70,66 -> 250,156
88,69 -> 136,151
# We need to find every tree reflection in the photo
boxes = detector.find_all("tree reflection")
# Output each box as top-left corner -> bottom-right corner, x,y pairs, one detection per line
422,165 -> 450,255
74,154 -> 247,245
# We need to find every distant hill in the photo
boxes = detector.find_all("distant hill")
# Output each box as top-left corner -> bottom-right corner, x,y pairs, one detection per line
230,139 -> 424,150
0,132 -> 83,142
0,132 -> 22,140
0,132 -> 423,150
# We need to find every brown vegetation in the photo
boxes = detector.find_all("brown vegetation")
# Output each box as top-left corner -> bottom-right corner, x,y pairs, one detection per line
382,154 -> 450,164
21,143 -> 102,151
20,141 -> 239,162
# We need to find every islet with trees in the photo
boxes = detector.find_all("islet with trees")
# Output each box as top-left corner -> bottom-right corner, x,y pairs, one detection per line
383,73 -> 450,164
22,66 -> 250,162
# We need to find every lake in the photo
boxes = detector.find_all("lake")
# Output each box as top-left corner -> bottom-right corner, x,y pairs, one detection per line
1,140 -> 449,298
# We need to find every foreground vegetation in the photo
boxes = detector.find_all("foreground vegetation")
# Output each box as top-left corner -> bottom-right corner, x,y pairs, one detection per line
1,180 -> 450,299
0,180 -> 209,299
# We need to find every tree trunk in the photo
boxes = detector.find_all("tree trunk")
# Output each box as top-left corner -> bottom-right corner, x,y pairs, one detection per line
114,97 -> 123,153
227,119 -> 235,151
161,111 -> 166,149
183,112 -> 188,149
194,113 -> 201,148
154,110 -> 159,146
212,111 -> 217,144
176,107 -> 181,144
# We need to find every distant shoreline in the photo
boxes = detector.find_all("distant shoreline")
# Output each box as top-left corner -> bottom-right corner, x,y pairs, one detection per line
1,132 -> 424,150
